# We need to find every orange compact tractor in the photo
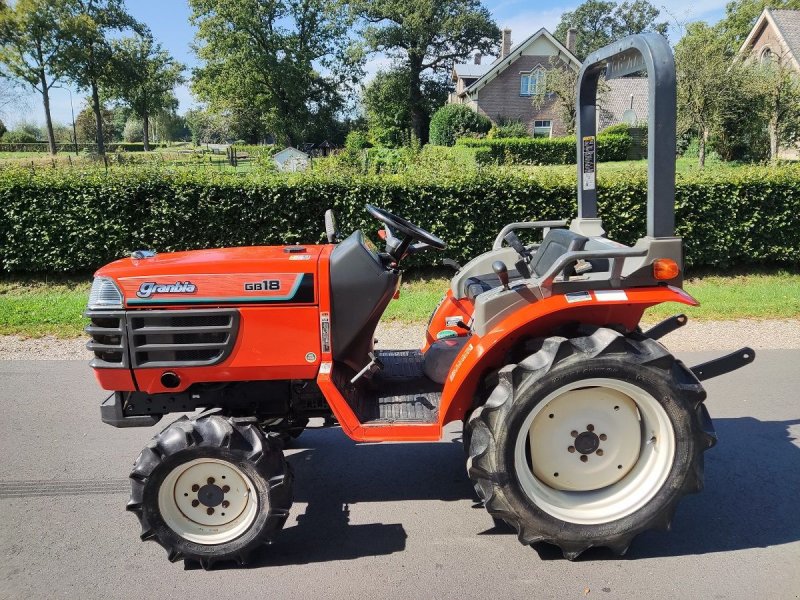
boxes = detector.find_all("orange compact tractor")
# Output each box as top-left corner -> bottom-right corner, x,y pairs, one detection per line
88,35 -> 754,567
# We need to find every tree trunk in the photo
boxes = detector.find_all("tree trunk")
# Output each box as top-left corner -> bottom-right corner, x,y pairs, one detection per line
39,73 -> 57,156
698,127 -> 708,168
408,56 -> 425,143
90,80 -> 105,155
142,111 -> 150,151
769,117 -> 779,162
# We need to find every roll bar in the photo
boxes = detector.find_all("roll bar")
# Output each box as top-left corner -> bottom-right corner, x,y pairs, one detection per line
575,33 -> 677,239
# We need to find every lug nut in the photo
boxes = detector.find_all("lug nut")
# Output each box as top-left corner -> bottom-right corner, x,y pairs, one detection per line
599,434 -> 607,441
597,449 -> 604,456
191,500 -> 199,507
207,477 -> 215,485
567,446 -> 576,453
587,424 -> 594,431
580,455 -> 588,463
207,507 -> 214,515
191,484 -> 199,492
570,430 -> 579,438
222,500 -> 230,508
222,485 -> 230,493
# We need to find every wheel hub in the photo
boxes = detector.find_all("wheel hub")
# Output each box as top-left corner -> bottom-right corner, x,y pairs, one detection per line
158,458 -> 259,545
528,386 -> 642,491
574,430 -> 600,455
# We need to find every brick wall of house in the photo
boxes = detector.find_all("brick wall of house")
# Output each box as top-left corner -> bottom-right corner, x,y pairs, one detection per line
473,55 -> 569,136
749,21 -> 787,62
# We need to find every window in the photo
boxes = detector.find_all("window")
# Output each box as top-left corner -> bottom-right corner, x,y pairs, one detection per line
760,47 -> 773,65
520,67 -> 546,96
533,120 -> 552,138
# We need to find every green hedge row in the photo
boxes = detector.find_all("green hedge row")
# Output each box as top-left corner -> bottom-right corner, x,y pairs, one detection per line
0,142 -> 168,153
0,165 -> 797,273
456,134 -> 631,165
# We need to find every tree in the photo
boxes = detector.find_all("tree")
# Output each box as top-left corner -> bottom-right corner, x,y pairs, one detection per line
75,101 -> 115,145
532,58 -> 580,134
0,0 -> 70,154
105,36 -> 184,150
58,0 -> 146,155
190,0 -> 361,146
757,48 -> 800,160
354,0 -> 499,141
555,0 -> 667,60
675,22 -> 756,167
364,68 -> 448,146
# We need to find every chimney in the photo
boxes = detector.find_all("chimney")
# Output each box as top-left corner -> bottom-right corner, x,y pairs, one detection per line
501,28 -> 512,58
474,53 -> 482,65
566,27 -> 577,54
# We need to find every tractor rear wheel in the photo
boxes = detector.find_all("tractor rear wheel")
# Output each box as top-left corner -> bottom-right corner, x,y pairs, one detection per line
127,415 -> 292,569
466,326 -> 715,559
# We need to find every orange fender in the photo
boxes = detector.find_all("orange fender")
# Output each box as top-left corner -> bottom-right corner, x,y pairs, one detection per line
439,285 -> 698,425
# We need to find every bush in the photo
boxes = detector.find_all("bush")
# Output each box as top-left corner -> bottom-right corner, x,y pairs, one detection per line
1,164 -> 799,274
345,131 -> 372,150
2,130 -> 38,144
123,119 -> 144,143
600,123 -> 632,136
0,120 -> 6,139
487,122 -> 529,139
429,104 -> 492,146
456,134 -> 631,165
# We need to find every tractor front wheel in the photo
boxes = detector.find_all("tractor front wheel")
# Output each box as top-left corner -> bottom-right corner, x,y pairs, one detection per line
466,326 -> 715,559
127,415 -> 293,569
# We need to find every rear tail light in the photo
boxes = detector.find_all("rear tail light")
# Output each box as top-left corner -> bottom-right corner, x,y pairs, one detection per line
653,259 -> 680,280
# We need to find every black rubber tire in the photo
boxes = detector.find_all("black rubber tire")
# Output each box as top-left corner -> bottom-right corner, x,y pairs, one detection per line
127,415 -> 293,569
466,326 -> 715,559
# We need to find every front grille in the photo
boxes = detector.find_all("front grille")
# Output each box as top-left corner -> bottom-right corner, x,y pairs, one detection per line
128,309 -> 240,368
86,311 -> 128,368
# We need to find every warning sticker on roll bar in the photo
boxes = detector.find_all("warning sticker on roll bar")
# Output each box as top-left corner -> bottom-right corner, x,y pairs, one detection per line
582,136 -> 596,190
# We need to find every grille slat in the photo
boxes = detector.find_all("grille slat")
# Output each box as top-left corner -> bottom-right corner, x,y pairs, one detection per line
84,311 -> 128,368
129,309 -> 239,368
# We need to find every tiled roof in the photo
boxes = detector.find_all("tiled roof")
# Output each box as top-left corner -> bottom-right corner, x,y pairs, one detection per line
770,9 -> 800,61
598,77 -> 649,129
453,62 -> 493,78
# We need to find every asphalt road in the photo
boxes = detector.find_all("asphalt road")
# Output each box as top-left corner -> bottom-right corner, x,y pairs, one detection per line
0,351 -> 798,599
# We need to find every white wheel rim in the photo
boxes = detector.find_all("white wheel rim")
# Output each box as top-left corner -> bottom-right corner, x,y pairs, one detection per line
158,458 -> 259,545
514,378 -> 675,525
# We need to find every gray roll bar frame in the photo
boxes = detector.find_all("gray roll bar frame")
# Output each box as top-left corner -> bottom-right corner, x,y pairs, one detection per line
575,33 -> 677,239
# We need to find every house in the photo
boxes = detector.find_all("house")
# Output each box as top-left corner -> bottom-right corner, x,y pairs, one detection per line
449,27 -> 649,137
739,8 -> 800,71
273,147 -> 310,172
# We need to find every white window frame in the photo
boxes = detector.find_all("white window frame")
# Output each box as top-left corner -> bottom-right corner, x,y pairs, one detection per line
520,67 -> 546,97
533,120 -> 552,138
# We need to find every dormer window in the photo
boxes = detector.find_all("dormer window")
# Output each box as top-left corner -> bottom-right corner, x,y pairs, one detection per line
520,67 -> 546,96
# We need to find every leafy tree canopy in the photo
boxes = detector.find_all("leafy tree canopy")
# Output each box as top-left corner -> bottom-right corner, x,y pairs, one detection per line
554,0 -> 667,60
190,0 -> 362,146
354,0 -> 498,141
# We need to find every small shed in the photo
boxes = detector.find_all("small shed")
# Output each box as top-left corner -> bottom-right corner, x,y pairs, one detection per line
273,147 -> 310,172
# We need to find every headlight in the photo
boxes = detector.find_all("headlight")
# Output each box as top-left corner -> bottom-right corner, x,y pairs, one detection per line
87,277 -> 123,310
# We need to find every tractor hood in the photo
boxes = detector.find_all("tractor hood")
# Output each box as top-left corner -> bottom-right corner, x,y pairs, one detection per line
95,245 -> 325,307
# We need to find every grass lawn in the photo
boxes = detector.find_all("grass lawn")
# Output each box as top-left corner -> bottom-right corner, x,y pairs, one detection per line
1,270 -> 798,338
520,156 -> 745,179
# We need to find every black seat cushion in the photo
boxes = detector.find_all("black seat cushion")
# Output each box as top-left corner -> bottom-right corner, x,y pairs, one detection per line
529,229 -> 588,277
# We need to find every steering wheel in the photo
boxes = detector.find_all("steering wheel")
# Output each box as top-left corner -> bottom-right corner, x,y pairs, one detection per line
366,204 -> 446,260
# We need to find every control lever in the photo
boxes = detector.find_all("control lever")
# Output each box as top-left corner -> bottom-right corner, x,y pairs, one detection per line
503,231 -> 532,279
492,261 -> 510,290
350,352 -> 384,383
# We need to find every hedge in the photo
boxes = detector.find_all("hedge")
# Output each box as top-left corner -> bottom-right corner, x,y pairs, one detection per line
0,165 -> 798,274
456,134 -> 631,165
0,142 -> 167,153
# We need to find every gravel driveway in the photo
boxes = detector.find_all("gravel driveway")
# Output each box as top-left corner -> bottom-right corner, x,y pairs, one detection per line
2,319 -> 799,360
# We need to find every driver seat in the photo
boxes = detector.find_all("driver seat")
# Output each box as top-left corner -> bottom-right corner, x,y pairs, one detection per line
463,229 -> 590,301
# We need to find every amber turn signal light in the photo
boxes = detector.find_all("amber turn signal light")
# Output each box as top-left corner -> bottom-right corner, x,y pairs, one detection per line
653,258 -> 680,280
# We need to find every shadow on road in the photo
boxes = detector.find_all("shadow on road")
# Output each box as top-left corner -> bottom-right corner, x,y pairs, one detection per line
245,427 -> 474,568
530,417 -> 800,560
215,416 -> 800,568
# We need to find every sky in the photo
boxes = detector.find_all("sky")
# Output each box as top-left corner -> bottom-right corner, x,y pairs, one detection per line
1,0 -> 729,128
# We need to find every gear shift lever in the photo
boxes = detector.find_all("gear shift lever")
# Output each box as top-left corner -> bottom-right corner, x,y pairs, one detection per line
492,261 -> 510,290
